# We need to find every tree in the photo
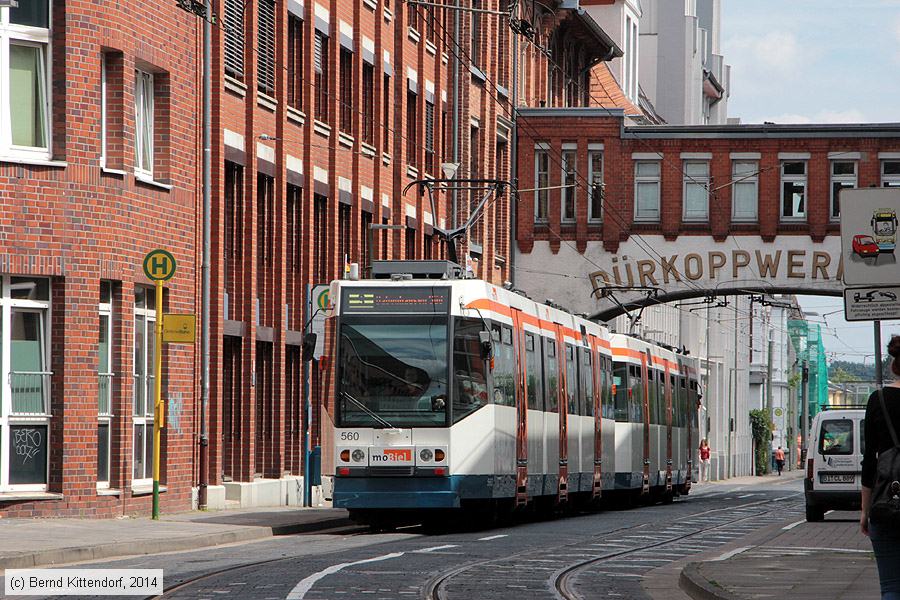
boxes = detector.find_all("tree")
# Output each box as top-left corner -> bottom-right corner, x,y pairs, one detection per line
749,409 -> 773,476
829,367 -> 861,384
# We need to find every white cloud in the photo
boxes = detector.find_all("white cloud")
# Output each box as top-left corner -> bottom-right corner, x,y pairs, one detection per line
727,31 -> 806,75
765,109 -> 868,124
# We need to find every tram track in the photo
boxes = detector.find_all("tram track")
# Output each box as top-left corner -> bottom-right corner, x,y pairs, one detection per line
426,493 -> 802,600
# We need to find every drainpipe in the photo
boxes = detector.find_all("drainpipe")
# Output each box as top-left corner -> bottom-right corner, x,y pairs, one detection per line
509,2 -> 518,285
452,0 -> 460,231
199,0 -> 212,510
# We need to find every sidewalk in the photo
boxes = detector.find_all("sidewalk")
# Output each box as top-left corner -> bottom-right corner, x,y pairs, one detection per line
679,508 -> 878,600
0,506 -> 351,571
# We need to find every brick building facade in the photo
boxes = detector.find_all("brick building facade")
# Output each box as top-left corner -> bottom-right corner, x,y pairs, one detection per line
0,0 -> 199,515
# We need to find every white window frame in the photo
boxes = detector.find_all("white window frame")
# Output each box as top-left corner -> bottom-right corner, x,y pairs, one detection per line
1,1 -> 52,161
634,160 -> 661,222
0,276 -> 52,492
588,150 -> 603,222
134,69 -> 154,179
830,160 -> 857,221
883,160 -> 900,188
100,53 -> 108,169
561,149 -> 577,223
534,149 -> 549,222
98,285 -> 113,489
780,161 -> 807,221
731,161 -> 758,222
682,161 -> 710,222
132,287 -> 156,487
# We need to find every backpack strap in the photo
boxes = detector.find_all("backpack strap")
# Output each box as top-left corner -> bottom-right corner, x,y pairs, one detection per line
878,388 -> 900,449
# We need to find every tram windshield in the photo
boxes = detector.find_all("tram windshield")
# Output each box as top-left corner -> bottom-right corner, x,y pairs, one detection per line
337,317 -> 449,427
874,217 -> 896,236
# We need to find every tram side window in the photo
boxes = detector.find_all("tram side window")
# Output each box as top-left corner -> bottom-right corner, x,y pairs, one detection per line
565,344 -> 578,415
657,371 -> 667,425
679,376 -> 687,427
629,365 -> 644,422
546,339 -> 559,412
601,357 -> 614,420
452,318 -> 489,423
525,333 -> 544,410
581,348 -> 594,417
491,324 -> 516,407
648,368 -> 659,425
613,362 -> 628,422
669,374 -> 677,426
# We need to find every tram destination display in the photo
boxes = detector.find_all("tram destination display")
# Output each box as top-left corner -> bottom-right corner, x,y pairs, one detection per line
341,286 -> 450,313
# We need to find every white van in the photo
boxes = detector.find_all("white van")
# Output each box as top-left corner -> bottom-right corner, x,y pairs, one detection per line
804,408 -> 865,521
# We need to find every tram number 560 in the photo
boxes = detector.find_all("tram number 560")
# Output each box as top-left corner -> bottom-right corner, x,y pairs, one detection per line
339,431 -> 360,441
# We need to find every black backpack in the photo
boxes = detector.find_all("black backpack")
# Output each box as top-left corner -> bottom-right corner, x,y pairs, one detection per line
869,390 -> 900,528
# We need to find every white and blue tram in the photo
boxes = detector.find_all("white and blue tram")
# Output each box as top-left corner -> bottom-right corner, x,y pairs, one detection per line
321,262 -> 700,523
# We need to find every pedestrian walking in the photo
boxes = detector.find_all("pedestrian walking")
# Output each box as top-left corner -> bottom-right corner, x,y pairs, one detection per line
699,439 -> 711,482
774,446 -> 785,476
861,336 -> 900,600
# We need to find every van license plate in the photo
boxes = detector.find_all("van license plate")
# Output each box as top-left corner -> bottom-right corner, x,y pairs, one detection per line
820,474 -> 855,483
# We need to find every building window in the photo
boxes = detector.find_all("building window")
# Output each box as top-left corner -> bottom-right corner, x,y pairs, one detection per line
534,149 -> 549,222
470,0 -> 481,69
382,73 -> 391,152
362,62 -> 374,145
732,161 -> 758,222
470,125 -> 482,245
314,31 -> 330,123
425,100 -> 435,174
441,105 -> 450,161
407,1 -> 419,31
257,0 -> 276,95
561,150 -> 577,222
133,286 -> 156,484
100,53 -> 109,167
287,15 -> 304,111
882,160 -> 900,187
257,174 -> 274,267
425,4 -> 436,42
781,161 -> 807,220
381,216 -> 389,260
831,160 -> 857,220
406,87 -> 418,168
338,203 -> 351,270
405,228 -> 416,259
3,1 -> 51,157
0,276 -> 51,491
339,48 -> 353,133
313,195 -> 328,281
98,282 -> 113,487
224,0 -> 245,79
635,161 -> 661,221
287,184 -> 302,274
683,161 -> 710,221
361,212 -> 373,270
588,151 -> 603,221
134,69 -> 154,178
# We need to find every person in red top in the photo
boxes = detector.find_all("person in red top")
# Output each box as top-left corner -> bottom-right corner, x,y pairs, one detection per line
774,446 -> 786,476
699,439 -> 711,482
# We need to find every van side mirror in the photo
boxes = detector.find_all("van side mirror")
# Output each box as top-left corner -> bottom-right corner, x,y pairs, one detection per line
478,330 -> 493,361
302,333 -> 317,361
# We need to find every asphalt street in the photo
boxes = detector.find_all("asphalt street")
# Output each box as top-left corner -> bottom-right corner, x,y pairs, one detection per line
2,477 -> 804,600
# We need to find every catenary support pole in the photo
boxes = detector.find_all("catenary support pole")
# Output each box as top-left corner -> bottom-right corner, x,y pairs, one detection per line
198,0 -> 212,511
508,2 -> 518,286
451,0 -> 460,230
153,280 -> 164,519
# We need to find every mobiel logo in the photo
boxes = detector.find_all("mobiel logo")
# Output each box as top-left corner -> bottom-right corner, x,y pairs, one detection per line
372,449 -> 412,462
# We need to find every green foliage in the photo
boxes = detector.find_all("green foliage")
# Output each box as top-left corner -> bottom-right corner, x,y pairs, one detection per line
829,367 -> 861,384
749,409 -> 773,475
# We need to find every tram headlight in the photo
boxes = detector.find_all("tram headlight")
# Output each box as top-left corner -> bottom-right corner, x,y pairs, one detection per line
340,449 -> 350,462
435,449 -> 445,462
352,449 -> 366,463
420,449 -> 434,462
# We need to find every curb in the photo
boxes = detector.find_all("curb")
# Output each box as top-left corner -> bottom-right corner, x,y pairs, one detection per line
679,562 -> 741,600
0,516 -> 353,571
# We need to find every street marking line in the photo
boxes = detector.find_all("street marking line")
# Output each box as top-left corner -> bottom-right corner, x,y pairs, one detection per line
414,544 -> 459,553
285,552 -> 405,600
711,546 -> 752,561
478,534 -> 508,541
737,493 -> 756,498
782,519 -> 805,531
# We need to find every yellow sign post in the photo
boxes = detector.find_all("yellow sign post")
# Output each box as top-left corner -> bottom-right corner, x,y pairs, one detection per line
143,249 -> 176,520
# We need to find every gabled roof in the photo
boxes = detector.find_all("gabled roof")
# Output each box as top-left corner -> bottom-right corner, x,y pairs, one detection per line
589,62 -> 643,117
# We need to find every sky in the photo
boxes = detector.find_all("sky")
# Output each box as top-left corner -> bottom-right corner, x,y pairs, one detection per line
721,0 -> 900,365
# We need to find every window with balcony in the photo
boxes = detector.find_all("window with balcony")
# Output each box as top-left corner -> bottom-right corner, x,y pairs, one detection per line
831,160 -> 857,220
683,161 -> 710,222
781,161 -> 807,220
588,151 -> 603,221
98,282 -> 113,487
534,149 -> 549,222
133,286 -> 156,485
634,161 -> 661,221
0,276 -> 51,491
2,0 -> 51,159
732,161 -> 758,222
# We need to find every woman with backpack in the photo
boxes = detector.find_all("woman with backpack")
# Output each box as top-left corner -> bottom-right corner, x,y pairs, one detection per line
861,336 -> 900,600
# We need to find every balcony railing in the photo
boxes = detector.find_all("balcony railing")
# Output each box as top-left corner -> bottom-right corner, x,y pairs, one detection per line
99,372 -> 114,416
133,373 -> 156,417
10,371 -> 52,415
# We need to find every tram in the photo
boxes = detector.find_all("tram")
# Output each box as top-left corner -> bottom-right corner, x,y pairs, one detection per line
320,261 -> 700,526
